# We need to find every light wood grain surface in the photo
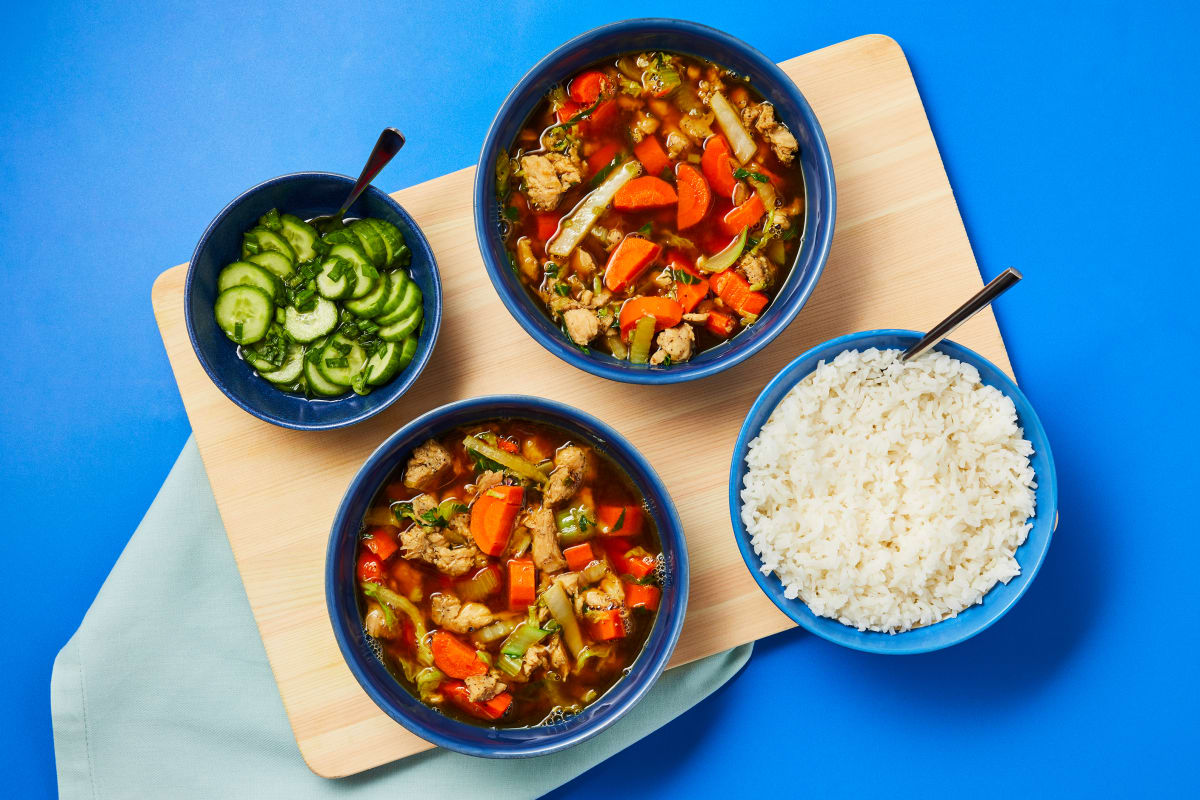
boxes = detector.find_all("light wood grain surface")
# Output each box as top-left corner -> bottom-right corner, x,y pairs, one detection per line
151,34 -> 1014,778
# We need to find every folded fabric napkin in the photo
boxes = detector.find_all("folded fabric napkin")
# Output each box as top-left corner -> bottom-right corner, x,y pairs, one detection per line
52,437 -> 751,798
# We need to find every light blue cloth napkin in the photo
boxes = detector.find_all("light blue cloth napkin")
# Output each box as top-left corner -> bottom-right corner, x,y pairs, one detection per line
51,437 -> 751,799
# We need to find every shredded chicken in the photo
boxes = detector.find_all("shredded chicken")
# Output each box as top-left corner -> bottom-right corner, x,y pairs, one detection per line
543,445 -> 586,506
570,247 -> 597,279
472,470 -> 504,495
521,152 -> 583,211
430,593 -> 494,634
403,439 -> 452,491
525,505 -> 567,573
736,252 -> 774,289
562,307 -> 601,346
399,494 -> 483,576
650,323 -> 695,365
665,130 -> 689,159
464,673 -> 507,703
740,101 -> 798,164
363,603 -> 398,638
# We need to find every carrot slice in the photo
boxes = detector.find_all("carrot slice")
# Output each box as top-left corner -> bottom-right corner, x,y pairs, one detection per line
623,582 -> 661,611
569,70 -> 612,105
618,296 -> 682,340
507,559 -> 536,610
675,163 -> 711,230
705,310 -> 737,337
470,486 -> 524,556
586,140 -> 622,175
442,680 -> 513,721
585,609 -> 626,641
582,99 -> 619,134
563,543 -> 596,572
721,194 -> 765,236
702,135 -> 738,198
532,212 -> 559,243
712,270 -> 769,316
596,504 -> 644,537
665,252 -> 709,314
431,631 -> 487,679
555,101 -> 581,124
363,526 -> 399,561
633,135 -> 671,177
613,176 -> 678,211
603,235 -> 663,292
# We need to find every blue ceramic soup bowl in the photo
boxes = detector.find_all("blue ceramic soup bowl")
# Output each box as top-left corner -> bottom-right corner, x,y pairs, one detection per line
326,395 -> 689,757
184,172 -> 441,430
729,330 -> 1057,654
474,18 -> 836,385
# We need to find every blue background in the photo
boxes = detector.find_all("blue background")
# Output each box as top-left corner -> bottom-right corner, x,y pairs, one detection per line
1,1 -> 1195,796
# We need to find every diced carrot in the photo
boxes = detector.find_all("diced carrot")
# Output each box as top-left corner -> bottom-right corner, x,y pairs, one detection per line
431,631 -> 488,679
633,135 -> 671,177
470,486 -> 524,556
582,99 -> 619,134
496,437 -> 519,454
532,212 -> 559,243
711,270 -> 769,316
442,680 -> 513,721
612,176 -> 678,211
705,310 -> 737,338
701,135 -> 738,198
666,252 -> 709,314
623,552 -> 658,579
363,526 -> 399,561
569,70 -> 612,105
555,100 -> 581,124
596,504 -> 644,537
563,543 -> 596,572
624,582 -> 661,611
600,538 -> 657,578
586,609 -> 627,641
586,140 -> 622,175
603,235 -> 662,292
721,194 -> 765,236
675,163 -> 711,230
618,296 -> 682,341
357,551 -> 383,583
507,559 -> 536,610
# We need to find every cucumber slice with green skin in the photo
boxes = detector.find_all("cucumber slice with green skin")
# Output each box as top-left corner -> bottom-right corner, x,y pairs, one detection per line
372,271 -> 409,319
343,272 -> 390,317
364,219 -> 405,266
279,214 -> 324,262
315,256 -> 357,300
375,277 -> 421,325
248,342 -> 305,384
283,296 -> 339,342
304,354 -> 346,397
350,220 -> 388,268
362,341 -> 402,386
247,250 -> 294,279
327,242 -> 378,299
377,306 -> 423,342
316,334 -> 368,386
242,227 -> 296,262
218,261 -> 279,300
396,335 -> 418,370
214,285 -> 274,344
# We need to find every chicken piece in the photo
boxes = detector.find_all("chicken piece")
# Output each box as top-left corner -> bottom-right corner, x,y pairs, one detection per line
665,130 -> 689,159
525,505 -> 568,573
403,439 -> 452,491
543,445 -> 586,507
740,101 -> 798,165
562,308 -> 601,346
683,312 -> 709,323
473,470 -> 504,495
736,252 -> 774,289
583,588 -> 616,611
512,637 -> 568,683
570,247 -> 597,279
590,225 -> 623,251
515,237 -> 539,281
430,593 -> 494,634
650,323 -> 695,365
399,495 -> 482,576
464,673 -> 507,703
363,603 -> 399,639
545,634 -> 569,678
520,152 -> 583,211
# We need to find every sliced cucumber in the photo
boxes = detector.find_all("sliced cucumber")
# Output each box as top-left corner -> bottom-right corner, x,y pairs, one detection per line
283,296 -> 339,342
218,261 -> 279,300
215,285 -> 274,344
375,277 -> 420,325
350,220 -> 388,268
377,306 -> 423,342
315,256 -> 357,300
396,335 -> 418,370
343,272 -> 390,317
242,226 -> 296,262
365,219 -> 404,266
316,334 -> 368,386
327,242 -> 378,299
363,341 -> 402,386
304,354 -> 346,397
278,214 -> 323,262
373,271 -> 409,319
247,342 -> 304,384
247,250 -> 294,279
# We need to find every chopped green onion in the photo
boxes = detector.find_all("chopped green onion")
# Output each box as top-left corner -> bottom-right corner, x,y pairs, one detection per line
503,205 -> 520,221
637,222 -> 652,235
324,357 -> 348,368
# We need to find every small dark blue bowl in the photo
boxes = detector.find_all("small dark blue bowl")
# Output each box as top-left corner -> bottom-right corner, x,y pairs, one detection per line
326,395 -> 689,757
474,18 -> 836,384
184,172 -> 441,430
729,330 -> 1057,654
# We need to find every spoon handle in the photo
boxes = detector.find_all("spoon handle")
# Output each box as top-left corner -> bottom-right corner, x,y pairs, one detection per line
338,128 -> 406,215
902,267 -> 1023,361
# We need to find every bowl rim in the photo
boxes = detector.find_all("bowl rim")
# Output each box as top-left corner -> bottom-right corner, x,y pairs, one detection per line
183,171 -> 442,431
727,328 -> 1058,654
472,17 -> 836,385
324,394 -> 690,757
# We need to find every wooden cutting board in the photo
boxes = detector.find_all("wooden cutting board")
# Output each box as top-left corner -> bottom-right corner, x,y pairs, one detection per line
152,33 -> 1014,778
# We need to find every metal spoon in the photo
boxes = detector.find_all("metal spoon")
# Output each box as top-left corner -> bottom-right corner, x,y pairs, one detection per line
310,128 -> 406,234
902,267 -> 1023,361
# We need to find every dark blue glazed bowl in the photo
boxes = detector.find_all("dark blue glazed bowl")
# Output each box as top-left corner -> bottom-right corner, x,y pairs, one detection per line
326,395 -> 689,757
184,172 -> 441,430
474,18 -> 836,384
729,330 -> 1057,654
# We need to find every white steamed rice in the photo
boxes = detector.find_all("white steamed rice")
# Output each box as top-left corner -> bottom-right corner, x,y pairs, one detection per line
740,348 -> 1037,633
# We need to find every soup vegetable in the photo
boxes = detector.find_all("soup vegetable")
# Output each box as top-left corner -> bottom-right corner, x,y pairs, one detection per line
212,209 -> 424,397
497,51 -> 805,366
355,420 -> 662,726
